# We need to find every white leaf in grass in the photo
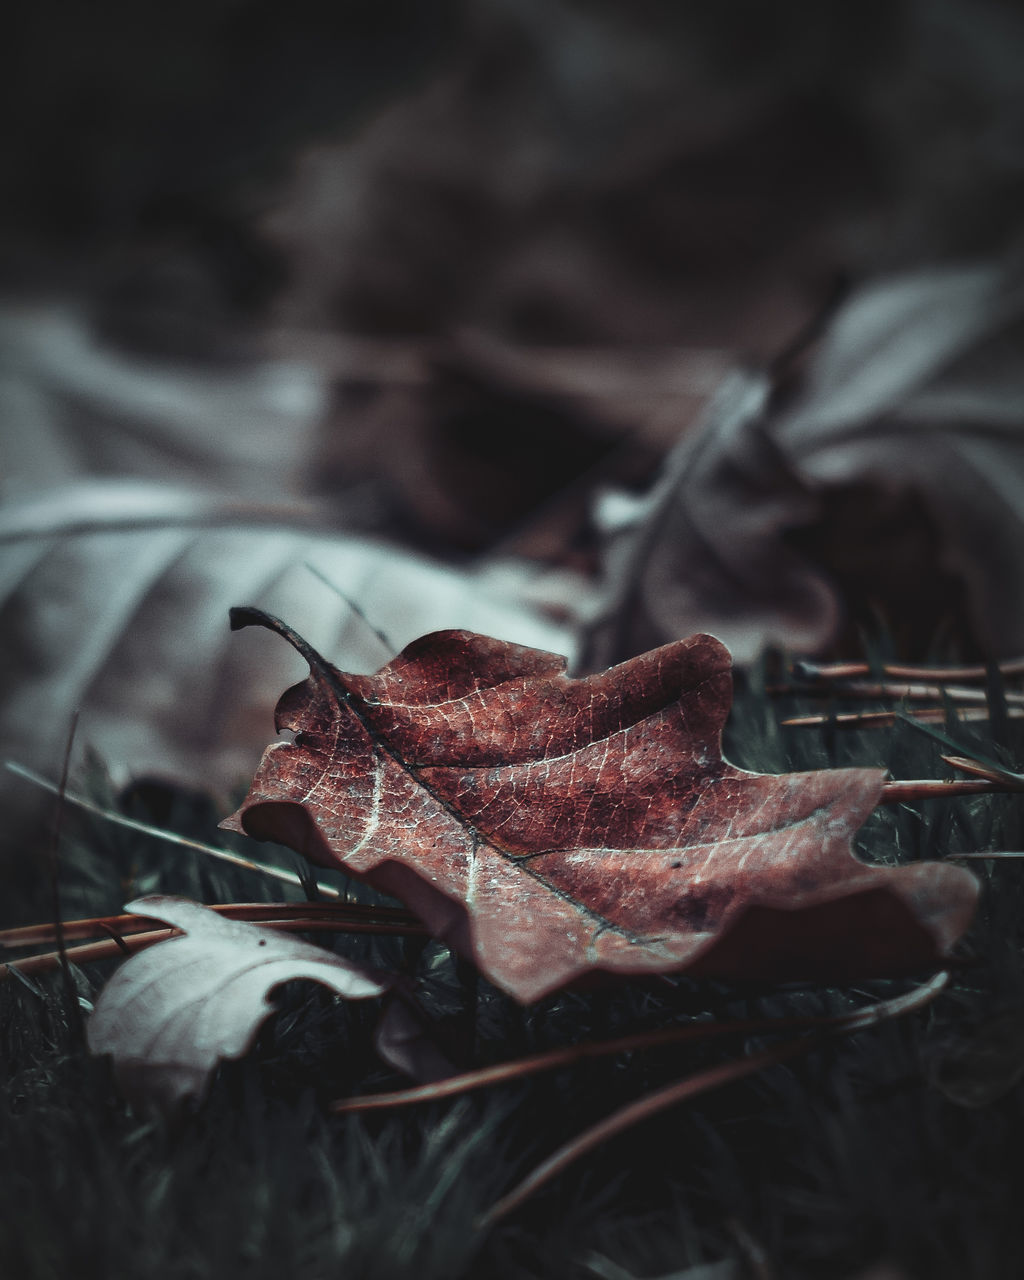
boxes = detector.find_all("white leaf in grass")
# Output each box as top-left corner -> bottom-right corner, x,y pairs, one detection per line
87,894 -> 392,1111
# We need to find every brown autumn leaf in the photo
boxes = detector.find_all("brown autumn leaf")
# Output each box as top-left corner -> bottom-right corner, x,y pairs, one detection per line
222,609 -> 979,1003
86,895 -> 392,1110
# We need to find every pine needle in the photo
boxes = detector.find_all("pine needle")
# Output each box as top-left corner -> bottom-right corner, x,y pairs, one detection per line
2,911 -> 426,980
792,658 -> 1024,682
333,984 -> 949,1115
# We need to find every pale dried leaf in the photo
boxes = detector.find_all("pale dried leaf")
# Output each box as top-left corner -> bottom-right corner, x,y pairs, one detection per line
0,301 -> 325,504
86,894 -> 392,1110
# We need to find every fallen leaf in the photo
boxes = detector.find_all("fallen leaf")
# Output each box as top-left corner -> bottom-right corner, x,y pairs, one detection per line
222,610 -> 978,1003
585,254 -> 1024,665
86,894 -> 392,1110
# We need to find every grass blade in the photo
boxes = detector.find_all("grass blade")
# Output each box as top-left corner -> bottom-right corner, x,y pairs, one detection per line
6,760 -> 342,898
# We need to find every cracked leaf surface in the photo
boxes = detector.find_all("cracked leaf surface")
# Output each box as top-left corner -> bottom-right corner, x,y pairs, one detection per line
223,609 -> 977,1002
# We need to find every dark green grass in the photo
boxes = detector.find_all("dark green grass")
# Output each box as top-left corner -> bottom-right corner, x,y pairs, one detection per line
4,673 -> 1024,1279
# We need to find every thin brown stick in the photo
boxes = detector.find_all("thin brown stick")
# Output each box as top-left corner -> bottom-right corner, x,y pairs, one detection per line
792,658 -> 1024,682
771,682 -> 1024,707
2,927 -> 173,977
481,1040 -> 812,1228
0,900 -> 420,950
782,708 -> 1022,729
941,755 -> 1024,789
332,989 -> 939,1115
49,712 -> 81,1033
1,913 -> 427,980
880,778 -> 1009,803
477,973 -> 948,1227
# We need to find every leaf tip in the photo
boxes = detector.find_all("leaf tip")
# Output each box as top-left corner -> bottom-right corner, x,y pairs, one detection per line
229,605 -> 272,632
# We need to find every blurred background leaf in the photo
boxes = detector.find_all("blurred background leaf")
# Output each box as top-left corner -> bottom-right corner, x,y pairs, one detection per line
4,0 -> 1024,859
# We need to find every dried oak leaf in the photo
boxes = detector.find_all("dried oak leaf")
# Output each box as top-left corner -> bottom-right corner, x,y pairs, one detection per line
86,895 -> 392,1109
222,609 -> 978,1003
